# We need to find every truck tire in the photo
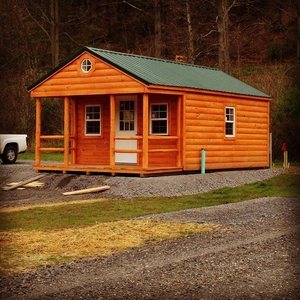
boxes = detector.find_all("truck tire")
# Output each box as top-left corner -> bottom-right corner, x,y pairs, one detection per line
2,145 -> 18,164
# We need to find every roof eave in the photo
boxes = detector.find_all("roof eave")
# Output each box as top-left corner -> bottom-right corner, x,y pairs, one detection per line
147,83 -> 271,100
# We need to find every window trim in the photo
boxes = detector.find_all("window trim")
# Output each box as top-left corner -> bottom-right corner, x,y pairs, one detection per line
85,105 -> 101,136
150,103 -> 168,135
81,58 -> 92,73
225,106 -> 235,138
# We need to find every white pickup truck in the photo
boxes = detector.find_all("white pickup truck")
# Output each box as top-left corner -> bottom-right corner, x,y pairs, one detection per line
0,134 -> 27,164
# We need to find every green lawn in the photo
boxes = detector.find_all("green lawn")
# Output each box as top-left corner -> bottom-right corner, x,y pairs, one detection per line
19,151 -> 63,162
1,173 -> 299,232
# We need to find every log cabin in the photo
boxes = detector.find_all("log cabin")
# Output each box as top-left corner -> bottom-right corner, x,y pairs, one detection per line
28,47 -> 270,176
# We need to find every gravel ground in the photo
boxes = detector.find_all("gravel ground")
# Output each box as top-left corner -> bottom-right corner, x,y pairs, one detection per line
0,160 -> 284,207
1,196 -> 299,299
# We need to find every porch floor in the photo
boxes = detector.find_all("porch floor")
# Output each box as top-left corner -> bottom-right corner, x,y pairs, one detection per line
34,163 -> 183,176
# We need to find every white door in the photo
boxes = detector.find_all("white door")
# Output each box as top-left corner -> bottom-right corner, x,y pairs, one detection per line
115,96 -> 137,164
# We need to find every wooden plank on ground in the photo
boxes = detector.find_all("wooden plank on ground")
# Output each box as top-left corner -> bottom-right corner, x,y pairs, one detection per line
7,181 -> 44,188
24,181 -> 44,188
62,185 -> 110,196
2,174 -> 48,191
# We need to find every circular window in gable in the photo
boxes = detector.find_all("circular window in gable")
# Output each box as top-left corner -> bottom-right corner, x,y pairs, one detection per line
81,58 -> 92,73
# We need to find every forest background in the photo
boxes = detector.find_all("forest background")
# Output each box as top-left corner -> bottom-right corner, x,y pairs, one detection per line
0,0 -> 299,161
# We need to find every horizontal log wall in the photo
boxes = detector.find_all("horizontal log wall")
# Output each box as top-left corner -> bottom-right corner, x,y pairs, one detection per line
31,52 -> 145,97
148,94 -> 178,167
76,96 -> 110,165
184,93 -> 269,170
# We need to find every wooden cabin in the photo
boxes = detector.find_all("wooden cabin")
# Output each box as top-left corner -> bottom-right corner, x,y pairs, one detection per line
28,47 -> 270,176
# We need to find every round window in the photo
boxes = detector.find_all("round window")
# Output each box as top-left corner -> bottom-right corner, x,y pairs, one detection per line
81,58 -> 92,73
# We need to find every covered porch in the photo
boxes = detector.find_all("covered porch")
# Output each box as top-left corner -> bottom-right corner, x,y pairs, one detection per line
34,93 -> 183,176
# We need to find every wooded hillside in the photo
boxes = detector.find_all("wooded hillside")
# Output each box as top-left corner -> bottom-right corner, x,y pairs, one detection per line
0,0 -> 299,160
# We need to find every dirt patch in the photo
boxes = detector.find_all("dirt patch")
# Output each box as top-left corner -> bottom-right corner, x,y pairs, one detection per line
55,175 -> 77,189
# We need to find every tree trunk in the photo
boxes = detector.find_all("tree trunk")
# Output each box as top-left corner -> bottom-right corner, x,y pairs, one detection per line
154,0 -> 162,57
217,0 -> 234,73
186,0 -> 195,63
295,0 -> 300,87
50,0 -> 59,67
297,0 -> 300,65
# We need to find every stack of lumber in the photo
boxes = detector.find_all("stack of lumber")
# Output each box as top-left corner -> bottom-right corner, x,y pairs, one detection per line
2,174 -> 48,191
4,181 -> 44,190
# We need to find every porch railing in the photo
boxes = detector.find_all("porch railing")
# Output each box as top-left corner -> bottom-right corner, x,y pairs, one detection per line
113,135 -> 180,168
36,135 -> 75,166
36,135 -> 181,170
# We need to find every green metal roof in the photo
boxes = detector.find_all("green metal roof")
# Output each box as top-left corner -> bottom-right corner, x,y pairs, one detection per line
87,47 -> 269,98
28,46 -> 269,98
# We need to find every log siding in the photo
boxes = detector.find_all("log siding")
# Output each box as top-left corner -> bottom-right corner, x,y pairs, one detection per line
184,93 -> 269,170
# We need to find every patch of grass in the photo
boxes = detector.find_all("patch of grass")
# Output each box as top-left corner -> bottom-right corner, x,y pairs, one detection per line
19,151 -> 63,162
0,173 -> 299,232
272,161 -> 300,167
0,220 -> 217,274
241,66 -> 258,76
0,199 -> 108,213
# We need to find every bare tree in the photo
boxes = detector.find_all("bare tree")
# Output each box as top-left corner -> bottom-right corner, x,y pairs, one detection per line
217,0 -> 235,72
297,0 -> 300,65
50,0 -> 59,67
186,0 -> 195,63
154,0 -> 162,57
25,0 -> 60,68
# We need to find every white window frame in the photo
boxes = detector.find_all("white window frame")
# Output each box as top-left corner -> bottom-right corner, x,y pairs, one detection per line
225,106 -> 235,137
81,58 -> 92,73
150,103 -> 168,135
85,105 -> 101,136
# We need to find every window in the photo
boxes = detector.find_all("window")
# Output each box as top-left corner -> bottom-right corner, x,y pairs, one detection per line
81,58 -> 92,73
119,100 -> 135,131
151,104 -> 168,135
85,105 -> 101,135
225,106 -> 235,137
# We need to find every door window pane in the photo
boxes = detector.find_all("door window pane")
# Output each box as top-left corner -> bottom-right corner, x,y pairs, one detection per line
119,100 -> 135,131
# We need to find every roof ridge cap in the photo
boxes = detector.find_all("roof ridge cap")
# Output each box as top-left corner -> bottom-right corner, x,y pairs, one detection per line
86,46 -> 219,71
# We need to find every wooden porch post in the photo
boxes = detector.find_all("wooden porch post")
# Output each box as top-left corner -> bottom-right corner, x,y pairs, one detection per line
182,94 -> 186,170
64,96 -> 70,169
177,95 -> 182,167
35,97 -> 41,167
110,95 -> 116,169
142,93 -> 149,170
70,98 -> 76,164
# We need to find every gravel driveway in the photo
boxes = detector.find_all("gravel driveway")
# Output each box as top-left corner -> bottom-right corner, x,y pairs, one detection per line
1,196 -> 299,299
0,160 -> 284,207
